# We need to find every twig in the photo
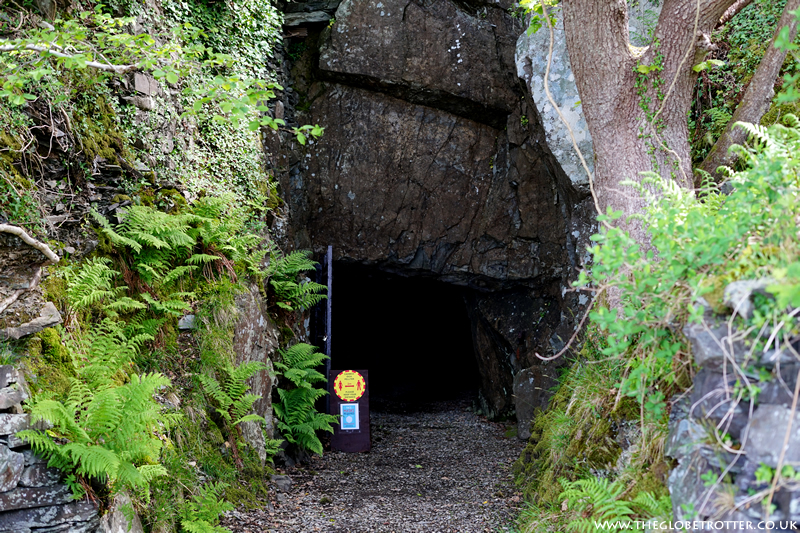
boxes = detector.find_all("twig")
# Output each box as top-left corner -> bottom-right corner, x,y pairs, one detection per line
718,0 -> 754,27
763,354 -> 800,526
0,43 -> 135,74
534,288 -> 600,361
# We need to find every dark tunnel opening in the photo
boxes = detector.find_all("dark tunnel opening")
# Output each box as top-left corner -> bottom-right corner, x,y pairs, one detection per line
331,263 -> 481,411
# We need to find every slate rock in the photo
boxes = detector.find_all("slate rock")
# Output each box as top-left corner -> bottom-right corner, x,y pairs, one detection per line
319,0 -> 520,114
96,491 -> 144,533
0,485 -> 72,511
513,366 -> 558,440
0,443 -> 25,492
0,302 -> 62,341
133,72 -> 159,96
21,448 -> 47,466
759,367 -> 799,407
18,462 -> 61,487
0,366 -> 15,389
233,283 -> 279,447
724,278 -> 775,320
6,430 -> 28,449
284,0 -> 340,13
734,459 -> 765,493
760,348 -> 800,368
0,384 -> 28,410
683,319 -> 748,370
665,415 -> 708,461
0,500 -> 98,529
514,5 -> 593,186
33,521 -> 98,533
0,413 -> 29,436
283,10 -> 331,25
668,448 -> 713,520
744,404 -> 800,468
177,314 -> 196,330
689,366 -> 749,440
271,474 -> 293,492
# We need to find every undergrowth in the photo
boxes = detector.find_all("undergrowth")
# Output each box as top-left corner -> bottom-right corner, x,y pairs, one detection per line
516,117 -> 800,531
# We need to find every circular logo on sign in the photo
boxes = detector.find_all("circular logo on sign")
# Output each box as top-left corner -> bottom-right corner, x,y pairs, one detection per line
334,370 -> 365,402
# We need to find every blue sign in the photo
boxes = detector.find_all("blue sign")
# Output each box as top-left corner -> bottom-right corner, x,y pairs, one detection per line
340,403 -> 359,430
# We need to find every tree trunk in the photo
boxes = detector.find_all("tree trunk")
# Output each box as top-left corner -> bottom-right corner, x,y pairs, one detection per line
699,0 -> 800,182
562,0 -> 736,246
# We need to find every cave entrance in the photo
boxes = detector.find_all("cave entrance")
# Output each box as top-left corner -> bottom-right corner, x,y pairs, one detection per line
331,263 -> 480,412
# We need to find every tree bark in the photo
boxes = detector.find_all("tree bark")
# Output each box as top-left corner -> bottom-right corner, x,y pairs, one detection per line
562,0 -> 735,246
699,0 -> 800,181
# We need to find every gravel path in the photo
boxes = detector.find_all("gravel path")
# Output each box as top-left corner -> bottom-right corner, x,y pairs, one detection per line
222,396 -> 524,532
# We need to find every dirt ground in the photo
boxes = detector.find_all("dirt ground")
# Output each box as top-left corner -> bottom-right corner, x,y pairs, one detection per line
221,395 -> 525,533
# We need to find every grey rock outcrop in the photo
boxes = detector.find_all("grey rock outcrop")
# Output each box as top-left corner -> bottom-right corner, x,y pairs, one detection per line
513,2 -> 662,188
0,234 -> 59,341
513,366 -> 559,440
279,0 -> 595,421
95,492 -> 143,533
514,6 -> 592,188
233,283 -> 279,463
667,279 -> 800,525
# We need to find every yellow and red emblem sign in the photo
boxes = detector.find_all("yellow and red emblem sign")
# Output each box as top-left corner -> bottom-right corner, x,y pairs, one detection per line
333,370 -> 365,402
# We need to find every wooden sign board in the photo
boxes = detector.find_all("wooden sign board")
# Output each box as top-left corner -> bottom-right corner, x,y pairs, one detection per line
329,369 -> 370,453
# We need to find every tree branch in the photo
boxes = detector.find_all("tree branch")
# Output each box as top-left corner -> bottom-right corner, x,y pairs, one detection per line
717,0 -> 754,27
699,0 -> 800,181
0,43 -> 135,74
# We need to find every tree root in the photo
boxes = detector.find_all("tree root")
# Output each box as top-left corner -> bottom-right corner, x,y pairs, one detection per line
0,267 -> 43,315
0,224 -> 60,263
0,224 -> 59,315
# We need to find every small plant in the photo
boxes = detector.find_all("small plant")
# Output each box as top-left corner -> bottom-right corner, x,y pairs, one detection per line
179,481 -> 234,533
20,372 -> 177,499
273,343 -> 338,455
266,250 -> 327,311
198,360 -> 267,428
560,476 -> 671,532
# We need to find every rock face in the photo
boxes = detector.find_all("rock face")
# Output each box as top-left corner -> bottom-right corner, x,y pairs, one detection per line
233,284 -> 280,463
0,234 -> 61,341
515,6 -> 593,188
0,366 -> 102,532
278,0 -> 595,422
667,282 -> 800,525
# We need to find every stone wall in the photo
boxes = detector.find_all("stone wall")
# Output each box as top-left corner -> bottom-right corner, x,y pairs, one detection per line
0,365 -> 102,532
668,283 -> 800,527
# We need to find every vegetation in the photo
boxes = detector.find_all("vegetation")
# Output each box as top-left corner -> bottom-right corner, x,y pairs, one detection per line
690,0 -> 800,164
273,343 -> 338,456
516,113 -> 800,530
0,1 -> 336,530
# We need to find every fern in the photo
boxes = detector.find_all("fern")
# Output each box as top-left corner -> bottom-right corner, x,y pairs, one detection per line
18,289 -> 180,499
19,371 -> 177,498
66,257 -> 124,311
273,343 -> 338,456
266,250 -> 327,311
199,360 -> 267,427
560,476 -> 671,532
180,482 -> 234,533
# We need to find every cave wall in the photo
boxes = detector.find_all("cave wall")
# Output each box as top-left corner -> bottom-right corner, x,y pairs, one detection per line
276,0 -> 595,422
